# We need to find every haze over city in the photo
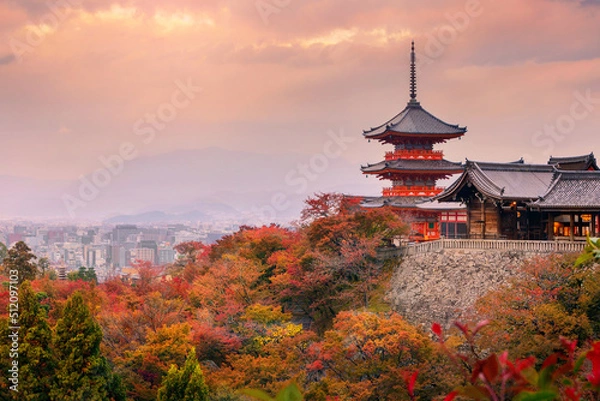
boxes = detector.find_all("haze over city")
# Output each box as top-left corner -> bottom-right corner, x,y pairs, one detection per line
1,0 -> 600,221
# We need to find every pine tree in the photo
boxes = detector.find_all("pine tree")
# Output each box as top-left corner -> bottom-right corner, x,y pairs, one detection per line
18,281 -> 56,401
50,291 -> 124,401
156,349 -> 209,401
2,241 -> 38,284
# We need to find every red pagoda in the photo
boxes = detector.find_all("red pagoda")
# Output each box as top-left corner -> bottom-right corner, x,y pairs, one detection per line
361,42 -> 467,240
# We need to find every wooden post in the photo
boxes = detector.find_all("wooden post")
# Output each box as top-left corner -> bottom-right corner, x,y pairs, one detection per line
481,198 -> 486,240
569,213 -> 575,242
547,213 -> 554,240
592,213 -> 597,237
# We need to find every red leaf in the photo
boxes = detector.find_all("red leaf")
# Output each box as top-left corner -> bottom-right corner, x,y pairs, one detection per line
432,322 -> 443,338
444,391 -> 459,401
405,371 -> 418,397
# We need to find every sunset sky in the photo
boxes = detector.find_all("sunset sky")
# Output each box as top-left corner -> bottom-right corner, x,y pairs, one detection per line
1,0 -> 600,218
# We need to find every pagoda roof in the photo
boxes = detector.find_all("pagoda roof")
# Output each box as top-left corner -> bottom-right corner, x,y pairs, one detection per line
363,101 -> 467,140
548,152 -> 598,171
360,196 -> 465,210
363,42 -> 466,142
436,160 -> 557,202
360,196 -> 430,209
530,171 -> 600,211
361,158 -> 463,175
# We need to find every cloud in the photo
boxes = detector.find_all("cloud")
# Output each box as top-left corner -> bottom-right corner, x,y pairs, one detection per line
0,54 -> 16,65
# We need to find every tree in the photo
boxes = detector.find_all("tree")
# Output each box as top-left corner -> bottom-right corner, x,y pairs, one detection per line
50,291 -> 124,401
67,266 -> 98,282
3,241 -> 38,283
15,281 -> 56,401
156,349 -> 209,401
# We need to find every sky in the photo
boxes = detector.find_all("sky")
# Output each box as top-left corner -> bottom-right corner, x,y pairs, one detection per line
1,0 -> 600,218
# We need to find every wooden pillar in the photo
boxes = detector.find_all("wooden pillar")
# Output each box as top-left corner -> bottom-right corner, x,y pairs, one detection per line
569,213 -> 575,242
547,213 -> 554,240
481,198 -> 486,239
592,213 -> 597,237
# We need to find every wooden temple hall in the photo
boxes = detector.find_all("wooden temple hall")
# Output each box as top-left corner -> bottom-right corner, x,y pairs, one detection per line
359,41 -> 600,242
435,155 -> 600,241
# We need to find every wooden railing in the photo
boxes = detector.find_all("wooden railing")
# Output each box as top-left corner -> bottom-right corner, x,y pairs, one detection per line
395,239 -> 586,256
382,186 -> 444,197
384,149 -> 444,161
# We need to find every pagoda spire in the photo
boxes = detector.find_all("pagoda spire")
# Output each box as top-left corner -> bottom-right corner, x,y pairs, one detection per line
409,41 -> 418,104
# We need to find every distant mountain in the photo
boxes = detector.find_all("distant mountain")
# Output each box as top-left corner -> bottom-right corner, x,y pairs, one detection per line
1,147 -> 383,222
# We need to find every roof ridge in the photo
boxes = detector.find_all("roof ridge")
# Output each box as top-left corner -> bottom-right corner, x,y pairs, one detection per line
469,162 -> 504,195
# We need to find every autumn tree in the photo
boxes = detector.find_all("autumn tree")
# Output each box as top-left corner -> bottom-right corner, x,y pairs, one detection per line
474,254 -> 594,360
51,291 -> 124,401
156,349 -> 209,401
3,241 -> 38,283
304,311 -> 451,400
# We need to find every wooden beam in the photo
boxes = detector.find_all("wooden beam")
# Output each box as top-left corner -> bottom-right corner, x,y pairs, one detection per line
547,213 -> 554,240
570,213 -> 575,242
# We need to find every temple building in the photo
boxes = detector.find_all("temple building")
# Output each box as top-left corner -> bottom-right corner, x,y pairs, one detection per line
360,42 -> 467,240
435,154 -> 600,241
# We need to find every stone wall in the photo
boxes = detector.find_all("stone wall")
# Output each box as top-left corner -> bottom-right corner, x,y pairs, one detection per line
385,248 -> 545,327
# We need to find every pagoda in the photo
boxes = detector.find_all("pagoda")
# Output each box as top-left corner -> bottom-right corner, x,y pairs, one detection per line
361,42 -> 467,240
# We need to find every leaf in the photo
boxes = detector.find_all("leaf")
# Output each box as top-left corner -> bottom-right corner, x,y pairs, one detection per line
432,322 -> 443,338
481,354 -> 499,382
241,389 -> 276,401
514,390 -> 557,401
275,383 -> 303,401
458,385 -> 488,400
405,371 -> 418,397
520,367 -> 539,386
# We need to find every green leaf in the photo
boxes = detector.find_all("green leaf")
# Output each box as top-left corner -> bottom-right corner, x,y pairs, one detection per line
514,390 -> 557,401
241,389 -> 276,401
521,366 -> 539,386
275,383 -> 303,401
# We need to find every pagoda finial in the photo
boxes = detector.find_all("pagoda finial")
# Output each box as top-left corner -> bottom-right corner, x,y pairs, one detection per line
409,41 -> 417,103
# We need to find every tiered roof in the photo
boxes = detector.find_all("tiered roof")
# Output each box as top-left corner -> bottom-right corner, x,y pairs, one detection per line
361,158 -> 463,176
362,102 -> 467,142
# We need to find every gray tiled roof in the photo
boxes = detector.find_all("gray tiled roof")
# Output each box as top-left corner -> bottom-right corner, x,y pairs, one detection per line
437,161 -> 556,201
360,196 -> 430,209
361,158 -> 463,174
363,102 -> 467,138
548,152 -> 598,171
531,171 -> 600,210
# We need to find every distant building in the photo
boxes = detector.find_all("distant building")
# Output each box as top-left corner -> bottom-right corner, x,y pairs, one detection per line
130,247 -> 155,265
158,248 -> 176,265
113,225 -> 139,244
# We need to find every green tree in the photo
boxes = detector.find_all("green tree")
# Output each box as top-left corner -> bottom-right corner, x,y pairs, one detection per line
0,241 -> 8,264
17,281 -> 56,400
156,349 -> 209,401
50,291 -> 124,401
67,266 -> 98,282
3,241 -> 38,283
